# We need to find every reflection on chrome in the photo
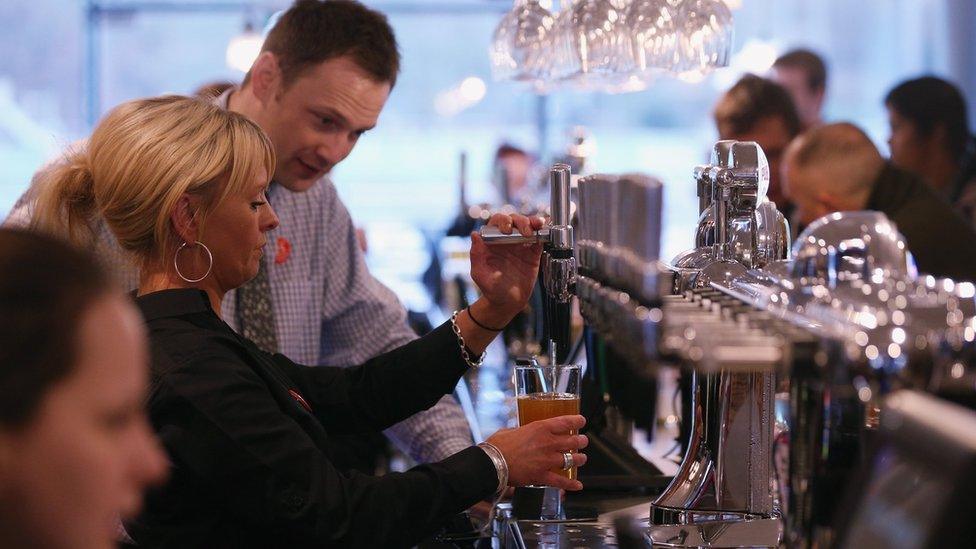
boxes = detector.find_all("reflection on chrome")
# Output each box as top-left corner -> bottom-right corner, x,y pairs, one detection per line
672,140 -> 790,293
791,210 -> 917,285
659,157 -> 973,546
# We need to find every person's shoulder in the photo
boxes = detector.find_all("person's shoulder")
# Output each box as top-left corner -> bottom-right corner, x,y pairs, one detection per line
310,175 -> 339,203
879,165 -> 940,205
145,315 -> 250,375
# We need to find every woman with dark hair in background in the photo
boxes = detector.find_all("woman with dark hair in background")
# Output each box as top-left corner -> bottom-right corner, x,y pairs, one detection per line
885,76 -> 976,226
0,229 -> 167,549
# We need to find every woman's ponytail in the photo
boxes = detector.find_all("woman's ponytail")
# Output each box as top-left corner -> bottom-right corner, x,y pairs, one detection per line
31,146 -> 98,246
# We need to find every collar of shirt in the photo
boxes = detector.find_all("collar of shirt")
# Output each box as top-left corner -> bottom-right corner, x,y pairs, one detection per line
136,288 -> 215,322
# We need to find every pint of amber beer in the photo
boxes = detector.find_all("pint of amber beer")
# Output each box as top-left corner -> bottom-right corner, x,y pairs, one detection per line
515,364 -> 582,481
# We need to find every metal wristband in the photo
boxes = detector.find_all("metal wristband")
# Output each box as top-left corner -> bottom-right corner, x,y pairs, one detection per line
477,441 -> 509,498
451,310 -> 486,368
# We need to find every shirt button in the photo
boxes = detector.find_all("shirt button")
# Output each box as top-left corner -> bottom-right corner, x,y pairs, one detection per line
283,492 -> 305,512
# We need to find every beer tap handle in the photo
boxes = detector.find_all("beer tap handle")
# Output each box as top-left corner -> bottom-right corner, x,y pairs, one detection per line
478,163 -> 575,248
479,225 -> 551,245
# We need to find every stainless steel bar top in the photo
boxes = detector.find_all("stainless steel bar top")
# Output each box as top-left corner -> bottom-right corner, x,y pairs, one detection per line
493,496 -> 784,547
494,497 -> 653,548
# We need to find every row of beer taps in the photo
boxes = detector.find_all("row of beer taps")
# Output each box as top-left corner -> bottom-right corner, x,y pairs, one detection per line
482,139 -> 976,547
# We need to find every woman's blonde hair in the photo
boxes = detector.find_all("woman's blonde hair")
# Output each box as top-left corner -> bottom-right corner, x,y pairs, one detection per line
31,95 -> 275,265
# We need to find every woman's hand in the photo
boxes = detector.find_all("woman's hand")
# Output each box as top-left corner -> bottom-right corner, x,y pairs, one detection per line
469,213 -> 545,325
486,415 -> 588,491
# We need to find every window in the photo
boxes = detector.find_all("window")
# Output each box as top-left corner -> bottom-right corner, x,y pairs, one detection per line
0,0 -> 967,265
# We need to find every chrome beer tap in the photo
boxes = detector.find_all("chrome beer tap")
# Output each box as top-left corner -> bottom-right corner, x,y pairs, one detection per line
694,139 -> 733,248
481,164 -> 579,522
717,210 -> 975,548
673,141 -> 791,293
647,140 -> 789,548
491,141 -> 976,548
701,140 -> 773,272
481,164 -> 577,362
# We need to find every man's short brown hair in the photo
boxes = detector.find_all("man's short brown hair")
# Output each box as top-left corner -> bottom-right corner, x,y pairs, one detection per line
246,0 -> 400,88
773,49 -> 827,92
714,74 -> 803,138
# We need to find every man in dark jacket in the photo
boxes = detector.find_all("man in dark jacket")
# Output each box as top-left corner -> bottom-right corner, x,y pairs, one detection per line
783,122 -> 976,281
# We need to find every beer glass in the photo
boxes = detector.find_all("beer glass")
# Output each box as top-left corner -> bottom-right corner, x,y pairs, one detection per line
514,364 -> 582,481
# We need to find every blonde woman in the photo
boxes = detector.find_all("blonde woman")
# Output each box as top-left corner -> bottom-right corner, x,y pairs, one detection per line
32,95 -> 588,547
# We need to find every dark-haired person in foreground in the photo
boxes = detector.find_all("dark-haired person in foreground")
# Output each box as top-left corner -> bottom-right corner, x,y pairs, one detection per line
783,122 -> 976,281
885,76 -> 976,227
0,229 -> 167,549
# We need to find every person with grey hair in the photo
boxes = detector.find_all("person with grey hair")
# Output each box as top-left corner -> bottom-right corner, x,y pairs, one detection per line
782,122 -> 976,280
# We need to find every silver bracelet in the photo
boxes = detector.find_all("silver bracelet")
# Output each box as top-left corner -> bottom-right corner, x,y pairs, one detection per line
450,310 -> 486,368
477,441 -> 509,498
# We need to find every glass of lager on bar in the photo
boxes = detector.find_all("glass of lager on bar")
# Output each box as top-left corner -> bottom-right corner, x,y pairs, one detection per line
515,364 -> 582,482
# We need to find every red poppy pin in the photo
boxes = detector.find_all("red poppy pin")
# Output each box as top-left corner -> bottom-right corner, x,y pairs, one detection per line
275,237 -> 292,265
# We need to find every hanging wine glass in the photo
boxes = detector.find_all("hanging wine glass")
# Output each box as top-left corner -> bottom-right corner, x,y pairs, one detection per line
549,0 -> 579,82
607,0 -> 637,76
489,0 -> 556,82
628,0 -> 678,73
672,0 -> 733,74
489,0 -> 734,92
554,0 -> 635,87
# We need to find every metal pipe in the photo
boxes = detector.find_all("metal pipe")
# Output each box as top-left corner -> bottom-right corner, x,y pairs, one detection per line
550,163 -> 571,228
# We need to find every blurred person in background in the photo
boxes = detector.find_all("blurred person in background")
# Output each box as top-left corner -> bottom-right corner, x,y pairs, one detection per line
0,229 -> 167,549
30,94 -> 587,547
782,122 -> 976,281
885,76 -> 976,226
493,143 -> 536,209
714,74 -> 803,218
772,48 -> 828,130
6,0 -> 475,477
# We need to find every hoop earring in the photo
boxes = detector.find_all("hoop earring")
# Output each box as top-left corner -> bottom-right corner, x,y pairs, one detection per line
173,241 -> 213,283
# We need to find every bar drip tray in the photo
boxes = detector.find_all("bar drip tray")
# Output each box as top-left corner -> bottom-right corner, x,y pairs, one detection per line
644,516 -> 783,548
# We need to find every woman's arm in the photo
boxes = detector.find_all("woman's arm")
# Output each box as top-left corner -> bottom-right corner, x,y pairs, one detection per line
275,322 -> 472,434
140,344 -> 496,547
281,213 -> 545,433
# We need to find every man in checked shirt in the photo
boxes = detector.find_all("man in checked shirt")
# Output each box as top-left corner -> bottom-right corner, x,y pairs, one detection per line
5,0 -> 476,472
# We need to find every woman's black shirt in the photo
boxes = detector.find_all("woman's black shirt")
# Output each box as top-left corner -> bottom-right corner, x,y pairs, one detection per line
125,289 -> 495,548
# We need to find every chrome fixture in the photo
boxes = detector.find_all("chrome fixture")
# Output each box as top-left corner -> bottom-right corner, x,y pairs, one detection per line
647,141 -> 789,546
671,140 -> 791,293
481,163 -> 577,361
487,139 -> 976,548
